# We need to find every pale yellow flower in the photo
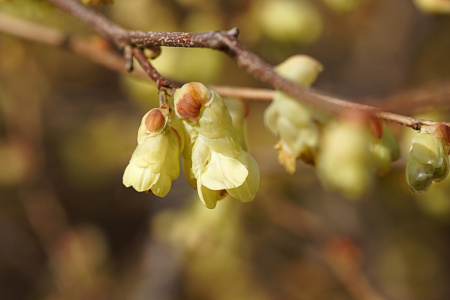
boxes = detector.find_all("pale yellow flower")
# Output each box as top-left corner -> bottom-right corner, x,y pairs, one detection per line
123,107 -> 182,197
264,55 -> 324,172
175,82 -> 260,209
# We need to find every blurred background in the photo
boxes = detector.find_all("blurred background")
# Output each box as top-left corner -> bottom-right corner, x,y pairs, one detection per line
1,0 -> 450,299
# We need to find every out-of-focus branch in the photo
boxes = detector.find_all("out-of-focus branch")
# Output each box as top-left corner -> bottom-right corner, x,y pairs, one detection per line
261,196 -> 387,300
0,13 -> 144,76
374,80 -> 450,116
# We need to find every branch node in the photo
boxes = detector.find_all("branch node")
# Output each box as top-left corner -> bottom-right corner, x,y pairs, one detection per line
227,27 -> 240,38
412,121 -> 422,130
143,45 -> 161,59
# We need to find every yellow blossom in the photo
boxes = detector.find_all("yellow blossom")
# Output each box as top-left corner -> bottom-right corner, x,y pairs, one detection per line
175,82 -> 260,209
123,107 -> 182,197
264,55 -> 324,172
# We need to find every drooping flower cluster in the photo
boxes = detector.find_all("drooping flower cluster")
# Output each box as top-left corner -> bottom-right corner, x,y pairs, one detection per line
406,125 -> 450,193
123,105 -> 181,197
123,83 -> 260,209
174,83 -> 260,209
122,58 -> 447,204
264,55 -> 325,173
264,55 -> 402,198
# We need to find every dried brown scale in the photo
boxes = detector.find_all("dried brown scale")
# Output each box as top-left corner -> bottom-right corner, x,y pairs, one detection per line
175,84 -> 211,123
144,109 -> 166,133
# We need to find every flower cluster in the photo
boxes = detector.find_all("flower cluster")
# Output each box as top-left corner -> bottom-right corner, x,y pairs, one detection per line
175,83 -> 260,209
123,105 -> 182,197
406,125 -> 450,193
264,55 -> 325,173
262,54 -> 404,198
123,58 -> 448,203
123,83 -> 260,209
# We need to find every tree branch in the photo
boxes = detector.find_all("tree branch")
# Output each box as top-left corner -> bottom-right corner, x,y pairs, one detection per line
45,0 -> 127,43
2,1 -> 449,129
131,47 -> 173,89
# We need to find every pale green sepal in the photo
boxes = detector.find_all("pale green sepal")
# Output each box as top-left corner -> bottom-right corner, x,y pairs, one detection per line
433,155 -> 449,182
411,132 -> 445,168
406,153 -> 434,193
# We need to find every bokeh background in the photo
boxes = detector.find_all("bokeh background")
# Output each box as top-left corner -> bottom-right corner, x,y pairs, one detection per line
1,0 -> 450,299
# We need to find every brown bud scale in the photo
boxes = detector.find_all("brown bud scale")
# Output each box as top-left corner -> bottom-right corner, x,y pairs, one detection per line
145,109 -> 166,133
176,83 -> 211,123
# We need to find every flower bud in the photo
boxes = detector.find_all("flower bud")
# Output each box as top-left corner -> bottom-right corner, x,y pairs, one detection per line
137,108 -> 168,142
406,128 -> 449,193
175,83 -> 234,140
144,109 -> 166,133
143,45 -> 161,59
275,55 -> 323,87
174,82 -> 213,123
257,0 -> 323,45
406,154 -> 435,193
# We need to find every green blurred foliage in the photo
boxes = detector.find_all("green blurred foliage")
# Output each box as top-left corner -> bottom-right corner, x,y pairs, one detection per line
1,0 -> 450,300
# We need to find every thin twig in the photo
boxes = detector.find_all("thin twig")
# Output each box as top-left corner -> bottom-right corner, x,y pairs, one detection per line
131,47 -> 172,89
374,80 -> 450,116
209,85 -> 275,101
0,13 -> 142,76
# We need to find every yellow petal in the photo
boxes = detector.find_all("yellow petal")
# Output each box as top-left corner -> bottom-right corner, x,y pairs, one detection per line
227,152 -> 260,202
151,170 -> 173,197
200,151 -> 248,190
133,134 -> 169,169
123,160 -> 160,192
197,178 -> 225,209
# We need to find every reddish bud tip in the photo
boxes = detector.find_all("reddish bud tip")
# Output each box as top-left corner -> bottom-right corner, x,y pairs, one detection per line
175,82 -> 212,123
145,108 -> 166,133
